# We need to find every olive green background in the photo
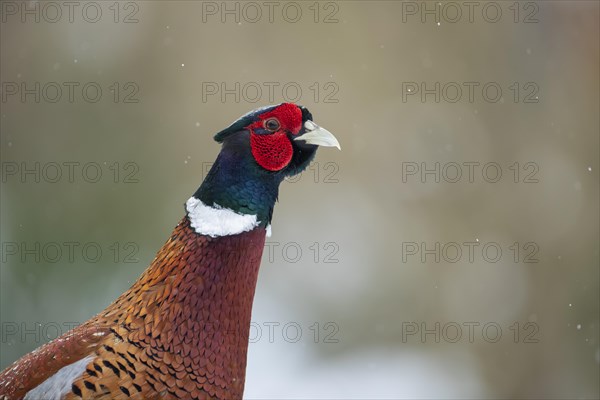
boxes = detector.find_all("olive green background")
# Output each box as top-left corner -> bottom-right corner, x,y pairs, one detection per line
1,1 -> 598,398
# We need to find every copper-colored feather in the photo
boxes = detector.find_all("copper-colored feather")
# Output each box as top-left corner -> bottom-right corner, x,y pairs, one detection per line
0,217 -> 266,399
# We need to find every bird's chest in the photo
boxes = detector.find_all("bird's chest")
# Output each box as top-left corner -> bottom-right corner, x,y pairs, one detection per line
109,222 -> 268,398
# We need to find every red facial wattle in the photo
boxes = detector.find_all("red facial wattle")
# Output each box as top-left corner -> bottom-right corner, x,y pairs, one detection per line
250,131 -> 293,171
248,103 -> 303,171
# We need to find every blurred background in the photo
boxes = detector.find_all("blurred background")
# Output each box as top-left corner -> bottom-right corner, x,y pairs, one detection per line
1,1 -> 598,398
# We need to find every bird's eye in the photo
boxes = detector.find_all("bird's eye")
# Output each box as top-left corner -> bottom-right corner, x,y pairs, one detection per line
264,118 -> 280,132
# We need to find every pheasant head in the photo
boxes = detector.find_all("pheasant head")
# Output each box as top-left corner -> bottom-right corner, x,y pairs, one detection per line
192,102 -> 340,234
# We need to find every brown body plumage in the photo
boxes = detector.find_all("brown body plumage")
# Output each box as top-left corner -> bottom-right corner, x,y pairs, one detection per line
1,217 -> 266,399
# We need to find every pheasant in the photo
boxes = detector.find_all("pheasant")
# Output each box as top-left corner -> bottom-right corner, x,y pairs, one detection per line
0,103 -> 340,399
